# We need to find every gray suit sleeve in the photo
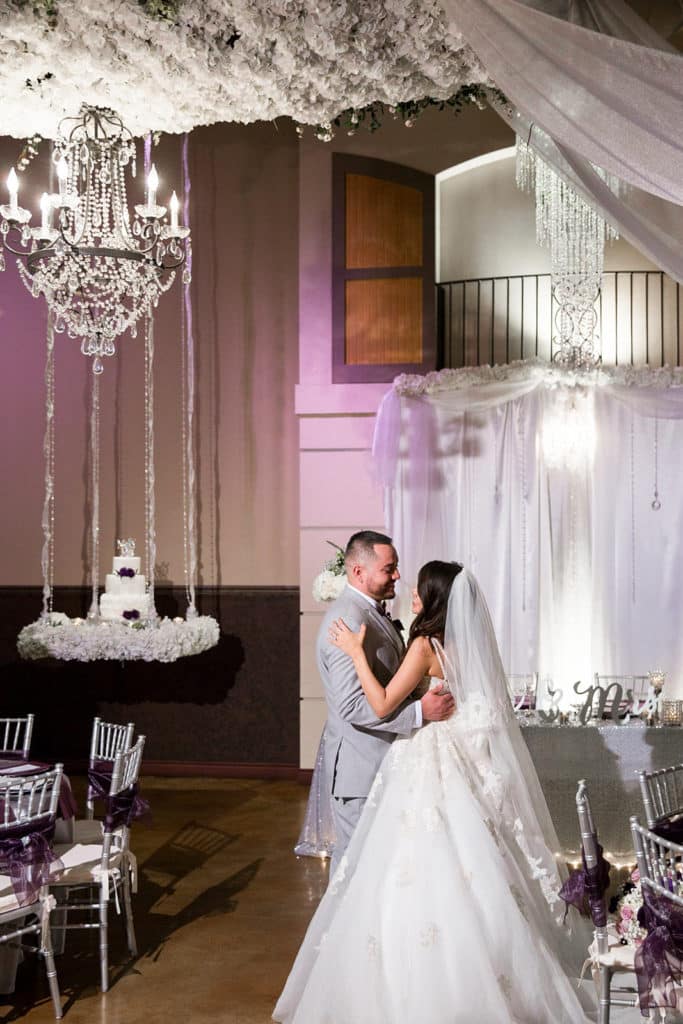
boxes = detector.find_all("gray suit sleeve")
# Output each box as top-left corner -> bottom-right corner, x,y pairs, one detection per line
322,618 -> 419,736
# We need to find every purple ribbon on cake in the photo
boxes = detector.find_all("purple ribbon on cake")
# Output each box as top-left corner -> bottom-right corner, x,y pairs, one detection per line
635,888 -> 683,1014
0,818 -> 61,906
122,609 -> 140,620
558,840 -> 611,926
87,763 -> 150,831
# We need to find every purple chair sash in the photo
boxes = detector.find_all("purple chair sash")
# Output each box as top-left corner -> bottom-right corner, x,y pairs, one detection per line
0,818 -> 61,907
635,888 -> 683,1014
87,763 -> 150,832
559,841 -> 611,927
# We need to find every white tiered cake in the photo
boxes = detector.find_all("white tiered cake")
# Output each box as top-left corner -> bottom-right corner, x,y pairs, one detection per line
100,539 -> 151,621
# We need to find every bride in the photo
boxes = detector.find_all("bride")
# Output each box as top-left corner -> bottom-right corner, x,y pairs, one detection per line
273,561 -> 595,1024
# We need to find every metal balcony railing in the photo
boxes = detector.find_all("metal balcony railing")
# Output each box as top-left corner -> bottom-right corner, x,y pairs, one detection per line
437,271 -> 682,368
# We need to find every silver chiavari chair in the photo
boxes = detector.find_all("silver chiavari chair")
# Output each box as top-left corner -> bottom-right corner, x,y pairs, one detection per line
86,718 -> 135,818
593,674 -> 651,718
0,715 -> 34,759
0,766 -> 63,1019
575,781 -> 639,1024
630,817 -> 683,1020
638,764 -> 683,829
51,736 -> 145,992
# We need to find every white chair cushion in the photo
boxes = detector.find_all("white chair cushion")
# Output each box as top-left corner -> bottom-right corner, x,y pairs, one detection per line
589,926 -> 637,970
50,842 -> 123,887
71,819 -> 105,844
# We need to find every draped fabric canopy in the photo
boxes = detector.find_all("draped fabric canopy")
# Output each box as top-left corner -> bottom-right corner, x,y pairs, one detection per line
443,0 -> 683,283
374,363 -> 683,702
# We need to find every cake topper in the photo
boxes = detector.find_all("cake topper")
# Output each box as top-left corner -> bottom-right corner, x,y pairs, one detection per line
117,538 -> 136,558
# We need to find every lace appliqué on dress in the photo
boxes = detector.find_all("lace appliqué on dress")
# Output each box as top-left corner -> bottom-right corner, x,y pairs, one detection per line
512,818 -> 561,909
401,808 -> 417,831
394,856 -> 416,887
418,924 -> 439,948
329,854 -> 348,896
498,974 -> 513,1001
422,806 -> 442,832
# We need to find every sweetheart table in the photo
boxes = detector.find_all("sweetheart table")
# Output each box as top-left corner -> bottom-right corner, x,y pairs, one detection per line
521,722 -> 682,859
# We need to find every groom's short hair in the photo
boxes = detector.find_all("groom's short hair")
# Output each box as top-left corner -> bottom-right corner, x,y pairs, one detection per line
345,530 -> 394,570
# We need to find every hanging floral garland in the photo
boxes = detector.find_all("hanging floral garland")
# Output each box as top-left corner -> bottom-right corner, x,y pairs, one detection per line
304,84 -> 504,142
0,1 -> 486,138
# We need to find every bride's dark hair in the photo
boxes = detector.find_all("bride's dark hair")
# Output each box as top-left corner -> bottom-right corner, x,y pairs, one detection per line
408,560 -> 463,648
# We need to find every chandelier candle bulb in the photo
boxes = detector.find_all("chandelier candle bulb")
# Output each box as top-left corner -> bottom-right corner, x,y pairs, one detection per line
6,168 -> 18,217
39,193 -> 51,235
56,157 -> 68,201
146,164 -> 158,209
170,190 -> 179,230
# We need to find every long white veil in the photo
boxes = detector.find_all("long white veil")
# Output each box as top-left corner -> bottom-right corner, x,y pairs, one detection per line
442,568 -> 569,921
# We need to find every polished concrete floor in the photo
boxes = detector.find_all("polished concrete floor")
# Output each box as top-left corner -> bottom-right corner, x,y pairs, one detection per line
5,777 -> 327,1024
3,777 -> 680,1023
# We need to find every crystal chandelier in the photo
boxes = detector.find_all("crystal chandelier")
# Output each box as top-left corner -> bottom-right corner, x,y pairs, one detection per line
516,136 -> 619,372
0,105 -> 190,373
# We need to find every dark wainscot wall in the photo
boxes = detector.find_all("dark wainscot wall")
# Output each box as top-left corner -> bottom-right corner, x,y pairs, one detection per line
0,586 -> 299,777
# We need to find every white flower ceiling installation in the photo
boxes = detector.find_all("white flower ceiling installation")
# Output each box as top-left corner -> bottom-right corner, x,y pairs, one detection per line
0,0 -> 486,138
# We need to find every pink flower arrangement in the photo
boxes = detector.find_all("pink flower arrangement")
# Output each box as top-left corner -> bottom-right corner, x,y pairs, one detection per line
612,869 -> 646,946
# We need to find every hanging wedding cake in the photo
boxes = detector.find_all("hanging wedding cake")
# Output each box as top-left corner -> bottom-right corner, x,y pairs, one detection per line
100,538 -> 151,621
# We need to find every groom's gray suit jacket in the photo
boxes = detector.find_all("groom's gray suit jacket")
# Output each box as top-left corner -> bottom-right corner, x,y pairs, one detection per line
317,585 -> 419,800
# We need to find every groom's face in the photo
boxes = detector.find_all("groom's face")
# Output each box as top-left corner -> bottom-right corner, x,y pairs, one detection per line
358,544 -> 400,601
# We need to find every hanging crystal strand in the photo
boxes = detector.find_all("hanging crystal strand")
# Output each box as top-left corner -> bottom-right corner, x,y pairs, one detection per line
88,370 -> 101,619
518,401 -> 527,613
180,272 -> 189,595
182,133 -> 198,618
651,417 -> 661,510
144,314 -> 158,617
40,315 -> 56,618
515,134 -> 619,369
630,413 -> 636,603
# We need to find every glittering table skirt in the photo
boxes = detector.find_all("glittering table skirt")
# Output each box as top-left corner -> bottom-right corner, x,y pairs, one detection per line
297,720 -> 682,862
294,728 -> 336,859
520,722 -> 683,859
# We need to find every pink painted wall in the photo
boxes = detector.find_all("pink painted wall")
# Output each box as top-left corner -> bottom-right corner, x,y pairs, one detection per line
0,122 -> 299,587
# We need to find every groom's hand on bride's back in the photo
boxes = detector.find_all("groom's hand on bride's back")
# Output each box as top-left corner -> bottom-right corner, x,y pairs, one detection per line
420,687 -> 455,721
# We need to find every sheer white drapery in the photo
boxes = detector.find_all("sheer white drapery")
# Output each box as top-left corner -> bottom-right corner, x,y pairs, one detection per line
446,0 -> 683,204
374,362 -> 683,702
444,0 -> 683,283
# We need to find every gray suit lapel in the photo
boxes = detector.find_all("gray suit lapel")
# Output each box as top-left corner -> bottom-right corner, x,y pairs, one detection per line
344,588 -> 404,657
368,603 -> 405,657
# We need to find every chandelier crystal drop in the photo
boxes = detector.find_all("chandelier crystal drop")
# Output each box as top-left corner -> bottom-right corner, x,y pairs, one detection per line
0,106 -> 191,373
516,137 -> 620,372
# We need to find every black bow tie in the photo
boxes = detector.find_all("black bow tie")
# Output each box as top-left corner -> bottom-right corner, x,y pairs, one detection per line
376,603 -> 404,636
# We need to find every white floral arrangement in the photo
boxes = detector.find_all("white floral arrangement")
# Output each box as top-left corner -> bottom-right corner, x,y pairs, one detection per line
312,543 -> 346,603
611,868 -> 646,946
392,358 -> 683,397
17,612 -> 219,662
0,0 -> 485,139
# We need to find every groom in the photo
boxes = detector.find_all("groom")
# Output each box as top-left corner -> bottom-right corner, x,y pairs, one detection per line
318,530 -> 454,875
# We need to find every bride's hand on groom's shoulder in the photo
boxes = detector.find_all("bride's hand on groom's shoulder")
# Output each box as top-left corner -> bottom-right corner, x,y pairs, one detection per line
421,686 -> 456,722
329,618 -> 365,657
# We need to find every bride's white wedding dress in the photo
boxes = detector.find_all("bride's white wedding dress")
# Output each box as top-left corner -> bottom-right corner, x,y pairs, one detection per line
274,571 -> 595,1024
